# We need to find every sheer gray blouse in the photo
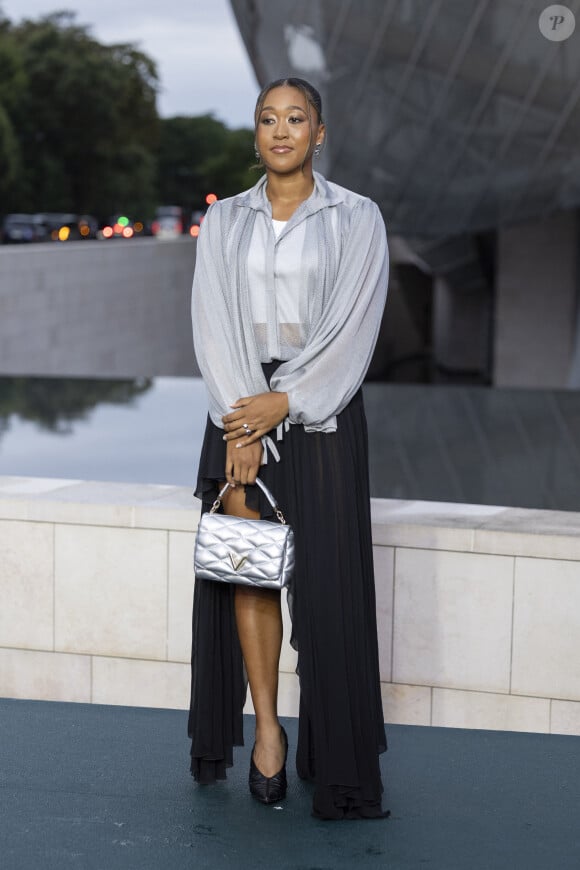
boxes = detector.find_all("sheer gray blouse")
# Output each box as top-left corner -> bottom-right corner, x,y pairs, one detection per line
191,171 -> 389,458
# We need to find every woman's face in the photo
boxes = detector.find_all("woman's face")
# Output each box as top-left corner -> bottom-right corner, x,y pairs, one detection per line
255,85 -> 324,174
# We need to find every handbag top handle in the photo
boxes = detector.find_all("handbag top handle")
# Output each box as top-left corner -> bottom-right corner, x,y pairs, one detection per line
210,477 -> 287,525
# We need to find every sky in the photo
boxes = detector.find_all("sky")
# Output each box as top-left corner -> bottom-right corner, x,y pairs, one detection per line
0,0 -> 259,128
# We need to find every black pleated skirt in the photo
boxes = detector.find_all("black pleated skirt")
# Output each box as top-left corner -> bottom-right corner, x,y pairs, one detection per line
188,361 -> 389,819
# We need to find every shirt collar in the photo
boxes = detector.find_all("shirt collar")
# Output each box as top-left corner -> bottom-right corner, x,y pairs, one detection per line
236,171 -> 344,218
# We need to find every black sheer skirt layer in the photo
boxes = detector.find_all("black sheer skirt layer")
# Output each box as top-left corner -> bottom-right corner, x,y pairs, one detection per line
188,361 -> 389,820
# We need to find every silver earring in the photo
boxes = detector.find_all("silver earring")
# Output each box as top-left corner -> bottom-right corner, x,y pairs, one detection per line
314,144 -> 322,158
255,148 -> 261,162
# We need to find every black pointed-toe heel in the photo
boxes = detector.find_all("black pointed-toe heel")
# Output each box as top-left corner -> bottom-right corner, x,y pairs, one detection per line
249,726 -> 288,804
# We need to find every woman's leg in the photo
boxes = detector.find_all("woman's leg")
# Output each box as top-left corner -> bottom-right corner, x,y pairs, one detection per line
222,485 -> 286,776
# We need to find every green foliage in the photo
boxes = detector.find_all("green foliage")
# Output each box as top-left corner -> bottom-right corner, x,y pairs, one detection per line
0,104 -> 20,191
201,127 -> 260,200
3,13 -> 158,214
0,18 -> 24,200
0,9 -> 257,220
0,12 -> 160,217
157,116 -> 260,210
157,115 -> 227,210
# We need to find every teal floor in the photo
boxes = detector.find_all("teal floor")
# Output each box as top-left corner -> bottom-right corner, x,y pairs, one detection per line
0,698 -> 579,869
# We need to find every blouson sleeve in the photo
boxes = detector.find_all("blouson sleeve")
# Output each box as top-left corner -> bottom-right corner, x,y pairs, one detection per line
270,198 -> 389,430
191,204 -> 246,428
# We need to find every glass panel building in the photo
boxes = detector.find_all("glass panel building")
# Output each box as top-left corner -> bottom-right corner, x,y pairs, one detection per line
230,0 -> 580,391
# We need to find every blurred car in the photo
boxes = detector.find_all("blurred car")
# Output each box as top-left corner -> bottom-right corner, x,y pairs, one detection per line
98,215 -> 136,240
130,218 -> 149,237
77,215 -> 99,240
152,206 -> 183,240
36,213 -> 99,242
38,213 -> 77,241
1,214 -> 45,243
188,209 -> 206,238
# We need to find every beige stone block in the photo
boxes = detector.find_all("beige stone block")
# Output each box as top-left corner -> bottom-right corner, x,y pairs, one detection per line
475,509 -> 580,561
243,688 -> 254,715
26,480 -> 158,527
0,497 -> 28,521
55,525 -> 167,659
277,671 -> 300,718
370,499 -> 580,562
512,558 -> 580,700
432,687 -> 550,733
0,647 -> 90,702
374,546 -> 394,682
168,531 -> 195,662
0,520 -> 54,649
371,498 -> 505,552
551,700 -> 580,736
133,490 -> 199,533
2,479 -> 195,531
92,656 -> 190,709
381,682 -> 431,726
280,589 -> 298,674
372,521 -> 473,554
0,477 -> 82,521
393,549 -> 513,692
0,476 -> 80,496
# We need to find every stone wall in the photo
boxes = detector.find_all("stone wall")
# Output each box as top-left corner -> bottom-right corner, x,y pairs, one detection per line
1,475 -> 579,736
0,238 -> 199,378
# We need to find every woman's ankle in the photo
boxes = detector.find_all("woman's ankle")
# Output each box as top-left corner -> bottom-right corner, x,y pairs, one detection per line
255,717 -> 282,739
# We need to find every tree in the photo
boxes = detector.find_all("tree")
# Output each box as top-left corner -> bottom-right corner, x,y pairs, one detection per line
202,126 -> 259,199
157,115 -> 226,210
0,17 -> 24,202
1,12 -> 160,218
157,115 -> 259,210
0,8 -> 257,221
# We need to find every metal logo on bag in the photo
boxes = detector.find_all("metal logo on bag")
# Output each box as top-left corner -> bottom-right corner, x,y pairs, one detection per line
229,552 -> 248,572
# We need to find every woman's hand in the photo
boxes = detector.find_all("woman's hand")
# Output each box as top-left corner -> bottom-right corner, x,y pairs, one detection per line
225,439 -> 263,486
222,392 -> 289,447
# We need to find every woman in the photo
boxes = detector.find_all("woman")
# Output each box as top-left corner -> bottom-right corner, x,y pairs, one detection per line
188,77 -> 390,820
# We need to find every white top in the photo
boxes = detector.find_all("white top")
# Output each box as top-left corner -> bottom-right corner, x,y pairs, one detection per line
247,217 -> 308,361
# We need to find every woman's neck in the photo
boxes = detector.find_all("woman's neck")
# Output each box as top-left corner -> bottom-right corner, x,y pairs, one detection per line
265,170 -> 315,221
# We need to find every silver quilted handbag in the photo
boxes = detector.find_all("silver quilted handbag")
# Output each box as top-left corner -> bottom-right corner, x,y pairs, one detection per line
194,477 -> 295,589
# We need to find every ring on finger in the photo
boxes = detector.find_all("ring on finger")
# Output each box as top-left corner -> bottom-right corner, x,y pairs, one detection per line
242,422 -> 252,433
